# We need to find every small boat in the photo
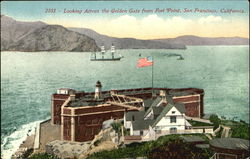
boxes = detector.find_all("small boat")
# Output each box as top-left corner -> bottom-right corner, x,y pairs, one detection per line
90,44 -> 123,61
177,55 -> 184,60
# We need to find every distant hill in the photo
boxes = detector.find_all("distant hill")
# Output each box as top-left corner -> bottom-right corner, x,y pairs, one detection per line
1,15 -> 248,52
68,27 -> 187,50
69,28 -> 248,49
155,35 -> 249,45
1,15 -> 47,50
1,15 -> 99,52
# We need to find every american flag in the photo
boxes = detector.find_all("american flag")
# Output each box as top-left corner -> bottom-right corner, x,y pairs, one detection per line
137,56 -> 153,68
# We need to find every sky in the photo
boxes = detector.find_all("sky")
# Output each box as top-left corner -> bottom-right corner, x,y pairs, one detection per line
1,1 -> 249,39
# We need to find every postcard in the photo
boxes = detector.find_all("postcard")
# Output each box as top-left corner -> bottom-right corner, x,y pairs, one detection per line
1,1 -> 249,159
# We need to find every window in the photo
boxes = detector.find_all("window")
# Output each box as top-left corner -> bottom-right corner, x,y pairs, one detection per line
140,130 -> 143,136
170,116 -> 176,123
172,111 -> 175,114
155,126 -> 160,130
170,127 -> 177,133
132,115 -> 135,121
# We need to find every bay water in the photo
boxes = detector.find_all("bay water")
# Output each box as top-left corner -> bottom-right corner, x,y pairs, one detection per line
1,46 -> 249,158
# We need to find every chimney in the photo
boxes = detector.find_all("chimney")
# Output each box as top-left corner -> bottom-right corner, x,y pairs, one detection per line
94,81 -> 102,99
110,89 -> 117,96
152,89 -> 157,98
69,94 -> 76,101
160,90 -> 167,103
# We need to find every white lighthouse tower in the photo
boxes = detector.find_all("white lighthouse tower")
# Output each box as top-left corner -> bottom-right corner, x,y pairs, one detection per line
94,81 -> 102,99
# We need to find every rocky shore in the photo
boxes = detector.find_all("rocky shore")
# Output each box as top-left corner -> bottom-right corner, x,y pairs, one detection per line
11,134 -> 35,159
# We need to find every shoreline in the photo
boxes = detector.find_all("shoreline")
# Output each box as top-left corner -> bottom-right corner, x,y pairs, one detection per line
8,120 -> 43,159
1,45 -> 249,53
1,120 -> 41,159
11,134 -> 35,159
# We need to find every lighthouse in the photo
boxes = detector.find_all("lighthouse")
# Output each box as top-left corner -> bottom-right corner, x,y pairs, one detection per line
94,81 -> 102,99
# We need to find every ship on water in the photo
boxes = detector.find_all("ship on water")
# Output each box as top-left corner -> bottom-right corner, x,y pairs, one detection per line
177,55 -> 184,60
90,44 -> 123,61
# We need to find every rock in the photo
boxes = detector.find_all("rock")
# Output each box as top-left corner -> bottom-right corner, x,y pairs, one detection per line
111,136 -> 119,144
45,140 -> 89,159
110,130 -> 116,137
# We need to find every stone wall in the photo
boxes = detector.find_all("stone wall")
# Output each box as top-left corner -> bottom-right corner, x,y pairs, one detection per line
39,119 -> 61,151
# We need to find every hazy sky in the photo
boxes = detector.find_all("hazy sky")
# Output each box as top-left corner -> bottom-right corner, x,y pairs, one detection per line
2,1 -> 249,39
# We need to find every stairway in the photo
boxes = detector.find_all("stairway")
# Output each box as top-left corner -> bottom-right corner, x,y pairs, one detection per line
221,126 -> 231,138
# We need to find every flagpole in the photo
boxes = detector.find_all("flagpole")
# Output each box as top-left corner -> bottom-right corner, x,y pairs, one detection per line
152,57 -> 153,88
152,56 -> 154,96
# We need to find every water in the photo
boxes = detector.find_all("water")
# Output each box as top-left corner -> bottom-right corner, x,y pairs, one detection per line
1,46 -> 249,158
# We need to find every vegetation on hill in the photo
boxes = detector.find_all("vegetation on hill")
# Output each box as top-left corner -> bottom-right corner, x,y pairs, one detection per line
149,139 -> 212,159
111,122 -> 122,135
209,114 -> 221,129
27,116 -> 249,159
209,114 -> 250,140
28,152 -> 59,159
87,116 -> 249,159
187,120 -> 214,127
86,134 -> 212,159
228,120 -> 250,140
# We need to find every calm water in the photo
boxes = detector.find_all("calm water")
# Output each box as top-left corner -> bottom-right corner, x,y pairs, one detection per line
1,46 -> 249,158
